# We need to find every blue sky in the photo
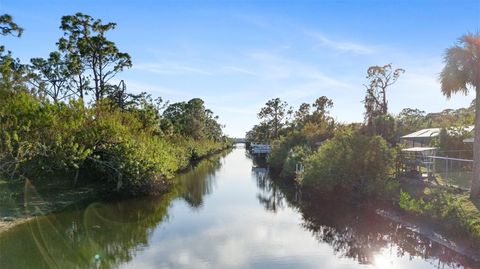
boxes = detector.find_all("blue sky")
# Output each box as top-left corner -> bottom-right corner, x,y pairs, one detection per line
1,0 -> 479,137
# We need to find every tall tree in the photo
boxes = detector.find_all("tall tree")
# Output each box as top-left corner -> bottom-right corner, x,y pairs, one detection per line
311,96 -> 334,123
440,33 -> 480,199
58,13 -> 131,101
30,52 -> 71,102
163,98 -> 223,140
294,103 -> 311,126
258,98 -> 288,140
0,14 -> 32,96
396,108 -> 427,135
0,14 -> 23,37
363,64 -> 405,127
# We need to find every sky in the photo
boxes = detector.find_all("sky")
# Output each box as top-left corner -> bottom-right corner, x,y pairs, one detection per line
1,0 -> 479,137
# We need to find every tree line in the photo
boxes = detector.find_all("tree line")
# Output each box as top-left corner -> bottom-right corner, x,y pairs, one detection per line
0,13 -> 231,195
247,32 -> 480,199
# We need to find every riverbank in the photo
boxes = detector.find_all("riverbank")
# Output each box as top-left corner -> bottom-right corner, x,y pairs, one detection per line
256,151 -> 480,263
3,147 -> 477,269
0,217 -> 32,234
397,176 -> 480,248
0,147 -> 232,235
0,179 -> 105,235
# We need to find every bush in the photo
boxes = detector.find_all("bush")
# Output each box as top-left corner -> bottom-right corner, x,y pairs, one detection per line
0,93 -> 230,195
399,190 -> 480,241
280,145 -> 311,179
267,131 -> 309,173
301,132 -> 396,197
0,93 -> 91,179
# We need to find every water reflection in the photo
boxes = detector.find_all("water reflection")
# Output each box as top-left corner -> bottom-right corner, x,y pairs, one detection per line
0,153 -> 227,269
254,168 -> 285,213
252,161 -> 479,269
1,148 -> 479,269
177,154 -> 225,209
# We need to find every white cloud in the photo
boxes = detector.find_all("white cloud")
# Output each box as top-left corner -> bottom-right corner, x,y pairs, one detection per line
304,30 -> 375,55
220,65 -> 257,76
134,62 -> 213,75
246,51 -> 355,89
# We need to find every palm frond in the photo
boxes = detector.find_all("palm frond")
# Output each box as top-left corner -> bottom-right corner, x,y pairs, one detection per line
440,33 -> 480,98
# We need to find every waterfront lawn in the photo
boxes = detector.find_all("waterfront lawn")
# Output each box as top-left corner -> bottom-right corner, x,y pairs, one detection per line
399,178 -> 480,246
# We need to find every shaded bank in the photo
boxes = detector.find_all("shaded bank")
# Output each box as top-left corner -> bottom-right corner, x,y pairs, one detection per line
2,148 -> 478,269
250,154 -> 480,267
0,149 -> 230,236
0,151 -> 226,268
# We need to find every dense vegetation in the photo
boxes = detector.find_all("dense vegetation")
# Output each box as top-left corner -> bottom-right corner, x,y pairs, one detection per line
247,47 -> 480,244
0,13 -> 231,195
302,132 -> 397,198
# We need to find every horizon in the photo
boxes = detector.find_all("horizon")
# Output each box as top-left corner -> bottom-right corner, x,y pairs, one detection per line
2,0 -> 479,137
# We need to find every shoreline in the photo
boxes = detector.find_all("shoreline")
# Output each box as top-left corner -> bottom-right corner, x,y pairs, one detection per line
376,209 -> 480,263
0,217 -> 32,234
0,148 -> 232,236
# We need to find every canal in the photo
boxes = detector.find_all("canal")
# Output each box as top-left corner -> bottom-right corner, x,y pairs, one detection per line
0,146 -> 478,268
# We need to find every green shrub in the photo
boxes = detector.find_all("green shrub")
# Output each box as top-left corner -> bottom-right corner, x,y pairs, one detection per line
0,93 -> 90,179
399,190 -> 480,241
301,132 -> 395,197
267,131 -> 307,173
399,190 -> 433,214
280,145 -> 311,179
0,93 -> 230,195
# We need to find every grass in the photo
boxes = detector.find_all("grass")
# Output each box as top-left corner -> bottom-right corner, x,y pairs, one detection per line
436,171 -> 472,190
398,177 -> 480,246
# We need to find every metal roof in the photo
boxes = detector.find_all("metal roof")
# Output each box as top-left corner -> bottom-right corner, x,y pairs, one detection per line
401,147 -> 437,152
401,128 -> 440,139
401,125 -> 474,139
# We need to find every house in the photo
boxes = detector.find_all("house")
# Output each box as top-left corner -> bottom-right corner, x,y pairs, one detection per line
401,126 -> 474,148
400,128 -> 442,147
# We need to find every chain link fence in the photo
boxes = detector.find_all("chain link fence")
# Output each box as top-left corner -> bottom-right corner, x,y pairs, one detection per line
432,150 -> 473,190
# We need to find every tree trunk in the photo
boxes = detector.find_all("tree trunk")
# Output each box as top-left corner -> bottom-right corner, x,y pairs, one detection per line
471,86 -> 480,199
78,74 -> 84,100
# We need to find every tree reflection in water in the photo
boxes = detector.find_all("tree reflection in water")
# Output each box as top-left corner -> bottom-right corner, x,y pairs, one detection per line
251,161 -> 479,269
0,152 -> 227,269
176,152 -> 226,209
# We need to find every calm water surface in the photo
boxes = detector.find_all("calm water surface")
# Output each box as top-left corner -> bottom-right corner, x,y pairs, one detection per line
0,146 -> 478,269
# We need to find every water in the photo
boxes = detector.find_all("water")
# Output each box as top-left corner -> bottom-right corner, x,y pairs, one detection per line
0,146 -> 478,269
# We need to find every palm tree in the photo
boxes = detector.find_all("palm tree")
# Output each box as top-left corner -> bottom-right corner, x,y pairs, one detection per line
440,33 -> 480,199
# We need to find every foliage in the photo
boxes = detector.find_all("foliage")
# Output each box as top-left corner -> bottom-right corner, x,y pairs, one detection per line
301,132 -> 396,197
0,13 -> 230,196
371,114 -> 397,145
431,127 -> 473,158
363,64 -> 404,140
257,98 -> 291,140
399,190 -> 433,214
0,93 -> 229,195
162,98 -> 223,141
440,33 -> 480,98
399,190 -> 480,241
0,15 -> 33,97
440,33 -> 480,198
0,93 -> 90,179
261,96 -> 336,179
57,12 -> 132,101
267,132 -> 307,174
246,122 -> 271,144
30,51 -> 72,102
0,14 -> 23,37
396,108 -> 428,136
280,145 -> 311,179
